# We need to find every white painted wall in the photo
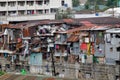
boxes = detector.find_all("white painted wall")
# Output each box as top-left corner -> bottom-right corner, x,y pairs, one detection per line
7,14 -> 55,21
0,0 -> 72,21
105,28 -> 120,65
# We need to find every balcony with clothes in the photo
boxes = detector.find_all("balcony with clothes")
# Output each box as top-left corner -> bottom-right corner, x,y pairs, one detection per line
8,11 -> 18,16
0,11 -> 6,16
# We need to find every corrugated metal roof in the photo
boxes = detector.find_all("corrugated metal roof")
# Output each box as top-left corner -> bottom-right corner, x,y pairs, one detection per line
63,19 -> 74,23
75,17 -> 120,25
67,35 -> 79,42
7,20 -> 63,29
6,17 -> 120,30
63,25 -> 108,34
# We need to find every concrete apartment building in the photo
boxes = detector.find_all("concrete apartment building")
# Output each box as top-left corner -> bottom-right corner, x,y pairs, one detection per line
0,0 -> 72,22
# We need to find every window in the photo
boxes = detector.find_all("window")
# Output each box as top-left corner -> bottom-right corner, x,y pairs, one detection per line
8,2 -> 16,7
61,0 -> 65,6
110,47 -> 113,52
18,1 -> 25,6
8,11 -> 16,16
0,12 -> 6,16
18,10 -> 25,15
27,10 -> 34,15
45,9 -> 49,14
44,0 -> 49,5
116,47 -> 120,52
50,8 -> 57,13
36,1 -> 43,5
0,2 -> 6,7
27,1 -> 34,6
115,34 -> 120,38
36,10 -> 43,14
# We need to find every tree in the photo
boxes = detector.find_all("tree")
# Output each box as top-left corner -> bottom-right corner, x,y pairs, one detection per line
85,4 -> 89,9
55,7 -> 73,19
72,0 -> 80,7
106,0 -> 117,7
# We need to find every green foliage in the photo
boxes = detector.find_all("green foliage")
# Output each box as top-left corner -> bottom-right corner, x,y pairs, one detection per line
95,5 -> 99,11
21,69 -> 27,75
106,0 -> 117,7
72,0 -> 80,7
85,4 -> 89,9
0,71 -> 5,76
55,8 -> 73,19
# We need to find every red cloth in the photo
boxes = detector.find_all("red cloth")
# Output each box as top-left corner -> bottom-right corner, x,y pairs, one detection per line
23,28 -> 30,37
56,45 -> 59,49
80,43 -> 87,50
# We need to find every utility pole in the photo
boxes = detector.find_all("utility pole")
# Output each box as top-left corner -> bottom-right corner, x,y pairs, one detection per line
94,0 -> 96,14
51,48 -> 56,76
113,1 -> 115,17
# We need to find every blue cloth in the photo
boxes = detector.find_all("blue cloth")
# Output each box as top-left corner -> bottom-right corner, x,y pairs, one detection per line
4,53 -> 8,58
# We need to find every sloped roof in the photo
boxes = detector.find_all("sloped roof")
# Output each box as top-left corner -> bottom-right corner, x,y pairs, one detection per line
6,17 -> 120,30
76,17 -> 120,26
7,20 -> 63,29
67,35 -> 79,42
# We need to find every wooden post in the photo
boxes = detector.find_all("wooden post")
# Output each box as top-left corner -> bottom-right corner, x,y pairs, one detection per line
51,48 -> 56,76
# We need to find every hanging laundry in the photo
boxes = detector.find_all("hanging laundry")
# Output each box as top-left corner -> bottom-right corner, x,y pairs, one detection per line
47,45 -> 50,52
80,43 -> 87,50
56,45 -> 59,49
23,40 -> 29,57
3,29 -> 9,35
9,30 -> 14,41
80,54 -> 86,63
42,29 -> 46,34
87,43 -> 91,55
90,34 -> 95,42
93,55 -> 99,63
98,32 -> 103,37
99,48 -> 102,53
85,37 -> 89,43
39,29 -> 43,34
105,34 -> 111,43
